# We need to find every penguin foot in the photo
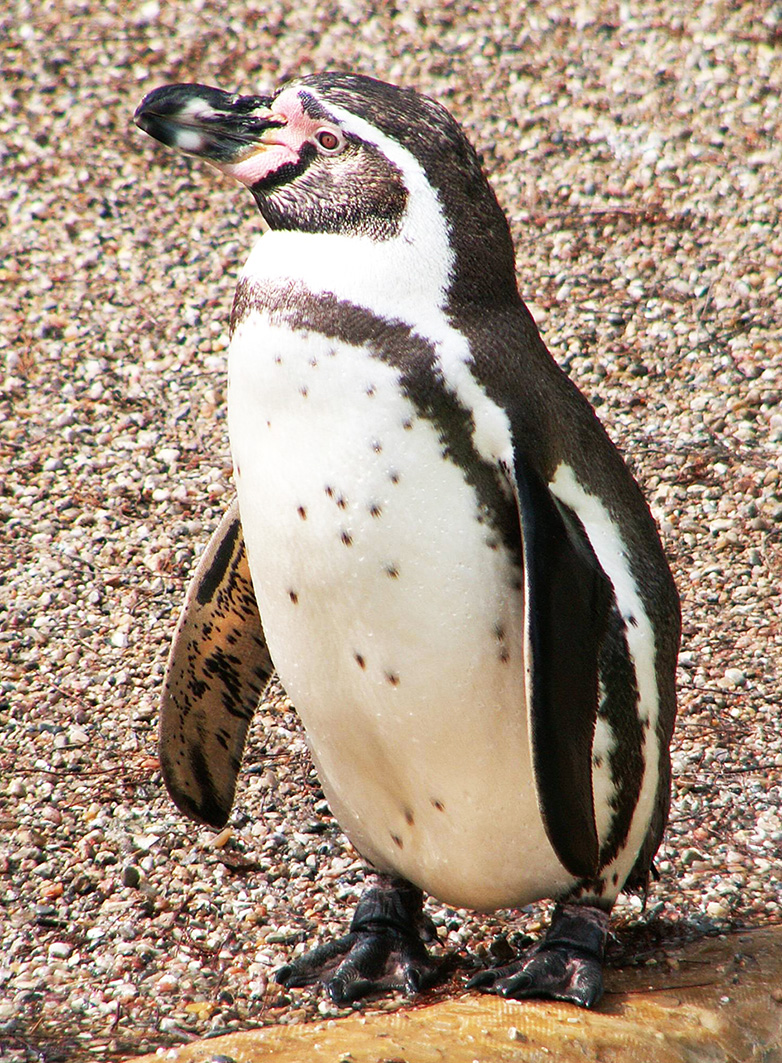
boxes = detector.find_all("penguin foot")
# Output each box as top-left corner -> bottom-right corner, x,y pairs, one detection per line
275,876 -> 440,1004
467,903 -> 609,1008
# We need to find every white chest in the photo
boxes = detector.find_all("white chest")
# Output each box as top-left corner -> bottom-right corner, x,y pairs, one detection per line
227,308 -> 573,909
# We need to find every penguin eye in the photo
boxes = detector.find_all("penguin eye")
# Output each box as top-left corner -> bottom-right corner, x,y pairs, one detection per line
315,128 -> 343,153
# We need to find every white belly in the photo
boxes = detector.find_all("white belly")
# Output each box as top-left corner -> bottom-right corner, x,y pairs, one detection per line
228,312 -> 575,910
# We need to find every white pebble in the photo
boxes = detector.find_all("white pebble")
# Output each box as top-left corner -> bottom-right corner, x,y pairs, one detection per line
707,901 -> 729,920
67,725 -> 89,746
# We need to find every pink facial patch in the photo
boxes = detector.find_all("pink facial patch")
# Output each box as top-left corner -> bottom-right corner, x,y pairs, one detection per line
216,88 -> 338,188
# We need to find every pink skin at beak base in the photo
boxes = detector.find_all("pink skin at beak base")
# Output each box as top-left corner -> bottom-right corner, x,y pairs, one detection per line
217,88 -> 329,188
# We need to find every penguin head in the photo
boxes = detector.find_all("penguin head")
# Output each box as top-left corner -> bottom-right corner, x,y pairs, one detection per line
135,73 -> 518,304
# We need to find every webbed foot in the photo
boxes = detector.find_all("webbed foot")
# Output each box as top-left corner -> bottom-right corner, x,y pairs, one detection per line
275,876 -> 440,1004
467,903 -> 609,1008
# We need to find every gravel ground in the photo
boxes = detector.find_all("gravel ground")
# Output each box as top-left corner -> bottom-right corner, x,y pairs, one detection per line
2,2 -> 781,1060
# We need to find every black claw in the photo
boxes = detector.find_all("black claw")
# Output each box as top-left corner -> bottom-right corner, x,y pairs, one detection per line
499,972 -> 532,997
327,974 -> 354,1004
274,963 -> 295,986
404,966 -> 422,995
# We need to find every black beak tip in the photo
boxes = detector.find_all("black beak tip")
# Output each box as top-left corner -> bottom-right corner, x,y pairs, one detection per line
134,84 -> 212,147
135,84 -> 188,122
133,101 -> 151,131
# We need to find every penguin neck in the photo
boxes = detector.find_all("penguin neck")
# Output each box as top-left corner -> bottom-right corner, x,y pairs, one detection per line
241,224 -> 444,330
243,198 -> 519,332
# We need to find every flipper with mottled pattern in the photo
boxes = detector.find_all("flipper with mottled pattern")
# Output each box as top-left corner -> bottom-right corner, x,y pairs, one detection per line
159,499 -> 273,828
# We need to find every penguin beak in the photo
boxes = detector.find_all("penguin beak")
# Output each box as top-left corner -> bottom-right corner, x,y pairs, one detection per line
134,83 -> 284,165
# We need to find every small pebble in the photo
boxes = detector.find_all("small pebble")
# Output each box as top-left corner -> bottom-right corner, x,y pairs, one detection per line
48,943 -> 73,960
123,865 -> 142,888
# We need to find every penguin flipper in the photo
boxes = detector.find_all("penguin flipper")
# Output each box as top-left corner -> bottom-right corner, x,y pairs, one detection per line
508,455 -> 614,880
159,498 -> 273,828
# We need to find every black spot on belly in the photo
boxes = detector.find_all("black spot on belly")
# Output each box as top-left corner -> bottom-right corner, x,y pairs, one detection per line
354,652 -> 366,669
431,798 -> 445,812
288,590 -> 299,604
274,355 -> 282,364
299,385 -> 309,398
385,672 -> 400,686
336,495 -> 347,510
340,530 -> 353,546
368,503 -> 382,518
499,647 -> 510,663
385,563 -> 399,579
402,418 -> 413,430
391,833 -> 403,849
309,357 -> 318,367
389,471 -> 400,484
325,485 -> 333,497
371,439 -> 382,453
404,808 -> 415,826
366,384 -> 376,396
297,505 -> 307,520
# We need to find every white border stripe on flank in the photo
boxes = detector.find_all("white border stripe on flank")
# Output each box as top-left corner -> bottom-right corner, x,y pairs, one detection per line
549,463 -> 660,891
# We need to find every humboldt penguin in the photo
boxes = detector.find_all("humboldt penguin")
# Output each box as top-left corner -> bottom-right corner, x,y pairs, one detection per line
135,73 -> 679,1008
